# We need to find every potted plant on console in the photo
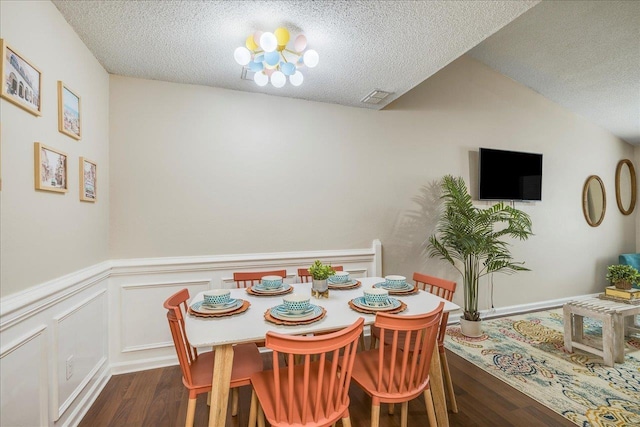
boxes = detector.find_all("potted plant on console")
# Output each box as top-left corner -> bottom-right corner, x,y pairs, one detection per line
606,264 -> 640,290
308,260 -> 335,293
427,175 -> 534,337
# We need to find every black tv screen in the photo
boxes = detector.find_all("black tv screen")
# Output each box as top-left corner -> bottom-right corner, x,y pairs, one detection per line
479,148 -> 543,201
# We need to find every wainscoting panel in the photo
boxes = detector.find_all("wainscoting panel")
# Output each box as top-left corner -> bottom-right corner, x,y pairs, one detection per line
0,325 -> 49,427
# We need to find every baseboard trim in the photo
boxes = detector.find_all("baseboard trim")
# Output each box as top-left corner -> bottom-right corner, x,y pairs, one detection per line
109,355 -> 178,375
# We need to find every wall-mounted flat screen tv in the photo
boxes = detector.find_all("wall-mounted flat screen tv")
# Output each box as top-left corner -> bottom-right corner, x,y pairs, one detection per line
479,148 -> 543,201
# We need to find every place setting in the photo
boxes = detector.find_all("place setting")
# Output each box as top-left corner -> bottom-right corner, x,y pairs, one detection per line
246,275 -> 294,296
327,271 -> 361,290
373,275 -> 418,295
188,289 -> 250,318
348,287 -> 407,314
264,293 -> 326,325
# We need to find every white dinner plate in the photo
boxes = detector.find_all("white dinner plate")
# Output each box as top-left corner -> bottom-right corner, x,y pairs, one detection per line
250,283 -> 292,294
270,304 -> 322,321
328,279 -> 358,287
373,282 -> 414,292
191,300 -> 242,314
351,296 -> 401,312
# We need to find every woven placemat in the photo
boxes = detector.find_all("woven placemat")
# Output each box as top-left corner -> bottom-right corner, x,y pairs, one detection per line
246,286 -> 294,297
188,299 -> 251,318
373,282 -> 419,295
264,306 -> 327,325
348,299 -> 407,315
328,280 -> 361,290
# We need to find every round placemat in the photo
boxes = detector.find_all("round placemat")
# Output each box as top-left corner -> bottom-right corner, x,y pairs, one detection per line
188,299 -> 250,318
348,299 -> 407,315
264,306 -> 327,325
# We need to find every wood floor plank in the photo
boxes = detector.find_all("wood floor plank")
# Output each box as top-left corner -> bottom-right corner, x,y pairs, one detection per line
81,349 -> 574,426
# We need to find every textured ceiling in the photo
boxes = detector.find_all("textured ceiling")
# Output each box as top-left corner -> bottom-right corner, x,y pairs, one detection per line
469,0 -> 640,145
51,0 -> 538,110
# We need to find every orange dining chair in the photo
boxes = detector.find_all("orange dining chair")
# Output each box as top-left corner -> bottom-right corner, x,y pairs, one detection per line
369,272 -> 458,412
164,289 -> 264,427
250,317 -> 364,427
297,265 -> 343,283
351,303 -> 444,427
233,270 -> 288,288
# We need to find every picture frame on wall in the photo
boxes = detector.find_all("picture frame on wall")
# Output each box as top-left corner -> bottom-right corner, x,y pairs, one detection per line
58,81 -> 81,140
79,157 -> 96,202
34,142 -> 67,193
0,39 -> 42,116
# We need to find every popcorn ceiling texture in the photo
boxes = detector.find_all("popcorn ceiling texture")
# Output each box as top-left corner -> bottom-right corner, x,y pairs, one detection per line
51,0 -> 537,110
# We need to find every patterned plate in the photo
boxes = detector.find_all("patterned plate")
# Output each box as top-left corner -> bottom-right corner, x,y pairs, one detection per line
373,282 -> 417,294
189,299 -> 246,316
351,296 -> 401,312
270,304 -> 322,321
249,283 -> 293,294
201,298 -> 238,310
328,279 -> 361,289
328,278 -> 357,286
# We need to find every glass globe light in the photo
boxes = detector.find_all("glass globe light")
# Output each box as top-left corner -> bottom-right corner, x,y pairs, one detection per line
254,71 -> 268,87
234,47 -> 251,65
303,49 -> 319,68
271,71 -> 286,88
259,32 -> 278,53
289,71 -> 304,86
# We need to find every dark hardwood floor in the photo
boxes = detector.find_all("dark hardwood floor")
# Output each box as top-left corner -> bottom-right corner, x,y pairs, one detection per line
80,349 -> 574,427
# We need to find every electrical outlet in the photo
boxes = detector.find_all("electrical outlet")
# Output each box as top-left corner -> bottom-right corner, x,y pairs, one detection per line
66,355 -> 73,380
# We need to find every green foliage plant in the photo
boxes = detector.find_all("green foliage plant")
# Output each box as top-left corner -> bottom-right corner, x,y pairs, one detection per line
308,260 -> 336,280
427,175 -> 534,322
606,264 -> 640,288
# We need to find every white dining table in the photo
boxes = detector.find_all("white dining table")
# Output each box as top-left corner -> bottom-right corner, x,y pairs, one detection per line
185,276 -> 460,427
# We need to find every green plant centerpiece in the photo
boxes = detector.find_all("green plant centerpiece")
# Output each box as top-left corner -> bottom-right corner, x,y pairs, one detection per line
606,264 -> 640,290
308,260 -> 335,295
427,175 -> 533,334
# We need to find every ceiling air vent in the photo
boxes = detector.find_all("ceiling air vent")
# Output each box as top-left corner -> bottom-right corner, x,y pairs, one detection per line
361,90 -> 392,105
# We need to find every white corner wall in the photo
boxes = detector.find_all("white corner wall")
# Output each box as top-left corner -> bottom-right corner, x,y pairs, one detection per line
109,55 -> 636,312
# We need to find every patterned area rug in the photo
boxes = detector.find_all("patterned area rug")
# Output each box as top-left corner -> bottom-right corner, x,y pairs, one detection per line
444,309 -> 640,426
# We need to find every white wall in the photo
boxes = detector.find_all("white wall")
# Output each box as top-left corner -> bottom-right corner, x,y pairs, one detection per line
109,55 -> 636,312
0,0 -> 110,298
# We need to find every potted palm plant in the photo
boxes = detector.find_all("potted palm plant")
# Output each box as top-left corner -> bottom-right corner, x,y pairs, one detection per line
308,260 -> 335,293
427,175 -> 533,337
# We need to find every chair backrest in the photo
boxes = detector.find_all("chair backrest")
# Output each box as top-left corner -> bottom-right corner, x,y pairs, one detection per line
233,269 -> 287,288
373,302 -> 444,397
163,288 -> 197,387
297,266 -> 343,283
413,272 -> 456,345
264,317 -> 364,425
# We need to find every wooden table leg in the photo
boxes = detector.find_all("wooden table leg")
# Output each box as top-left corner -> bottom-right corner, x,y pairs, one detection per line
209,344 -> 234,427
613,314 -> 626,364
430,345 -> 449,426
563,305 -> 573,352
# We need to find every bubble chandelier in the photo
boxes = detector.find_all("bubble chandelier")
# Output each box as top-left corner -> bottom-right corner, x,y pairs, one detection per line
234,27 -> 319,88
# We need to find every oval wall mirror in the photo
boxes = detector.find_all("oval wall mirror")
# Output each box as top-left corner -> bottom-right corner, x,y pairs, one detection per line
583,175 -> 606,227
615,159 -> 636,215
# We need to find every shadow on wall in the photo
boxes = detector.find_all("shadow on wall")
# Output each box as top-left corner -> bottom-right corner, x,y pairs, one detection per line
384,180 -> 457,279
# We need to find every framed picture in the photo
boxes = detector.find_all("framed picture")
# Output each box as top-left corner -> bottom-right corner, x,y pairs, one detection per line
34,142 -> 67,193
1,39 -> 42,116
79,157 -> 97,202
58,81 -> 81,140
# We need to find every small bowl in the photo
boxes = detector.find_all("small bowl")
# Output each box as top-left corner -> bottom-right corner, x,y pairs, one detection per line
203,289 -> 231,306
261,275 -> 283,289
330,271 -> 350,283
363,288 -> 389,306
282,293 -> 311,314
385,275 -> 407,289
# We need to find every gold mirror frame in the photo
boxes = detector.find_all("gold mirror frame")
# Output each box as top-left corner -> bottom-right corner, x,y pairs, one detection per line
615,159 -> 636,215
582,175 -> 606,227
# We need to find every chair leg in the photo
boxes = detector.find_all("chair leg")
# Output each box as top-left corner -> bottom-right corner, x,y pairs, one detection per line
371,403 -> 381,427
359,332 -> 366,352
207,391 -> 211,406
257,402 -> 265,427
440,350 -> 458,413
185,398 -> 196,427
401,401 -> 408,427
341,416 -> 352,427
388,403 -> 395,415
423,389 -> 437,427
231,388 -> 239,416
370,335 -> 378,350
248,390 -> 257,427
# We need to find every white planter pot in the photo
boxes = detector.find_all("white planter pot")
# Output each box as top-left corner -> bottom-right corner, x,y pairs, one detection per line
312,279 -> 328,292
459,316 -> 483,338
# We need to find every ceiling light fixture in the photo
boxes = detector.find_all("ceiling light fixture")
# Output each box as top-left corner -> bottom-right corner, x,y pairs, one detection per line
234,27 -> 319,88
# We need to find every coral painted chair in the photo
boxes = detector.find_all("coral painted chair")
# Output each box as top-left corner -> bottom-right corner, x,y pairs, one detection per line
370,272 -> 458,412
351,303 -> 444,427
164,289 -> 263,427
297,265 -> 343,283
250,317 -> 364,427
233,270 -> 287,288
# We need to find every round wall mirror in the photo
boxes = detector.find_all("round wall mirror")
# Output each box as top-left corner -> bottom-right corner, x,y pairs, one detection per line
615,159 -> 636,215
582,175 -> 606,227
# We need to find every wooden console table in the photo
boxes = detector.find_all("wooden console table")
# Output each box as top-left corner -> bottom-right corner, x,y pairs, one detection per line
563,297 -> 640,366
